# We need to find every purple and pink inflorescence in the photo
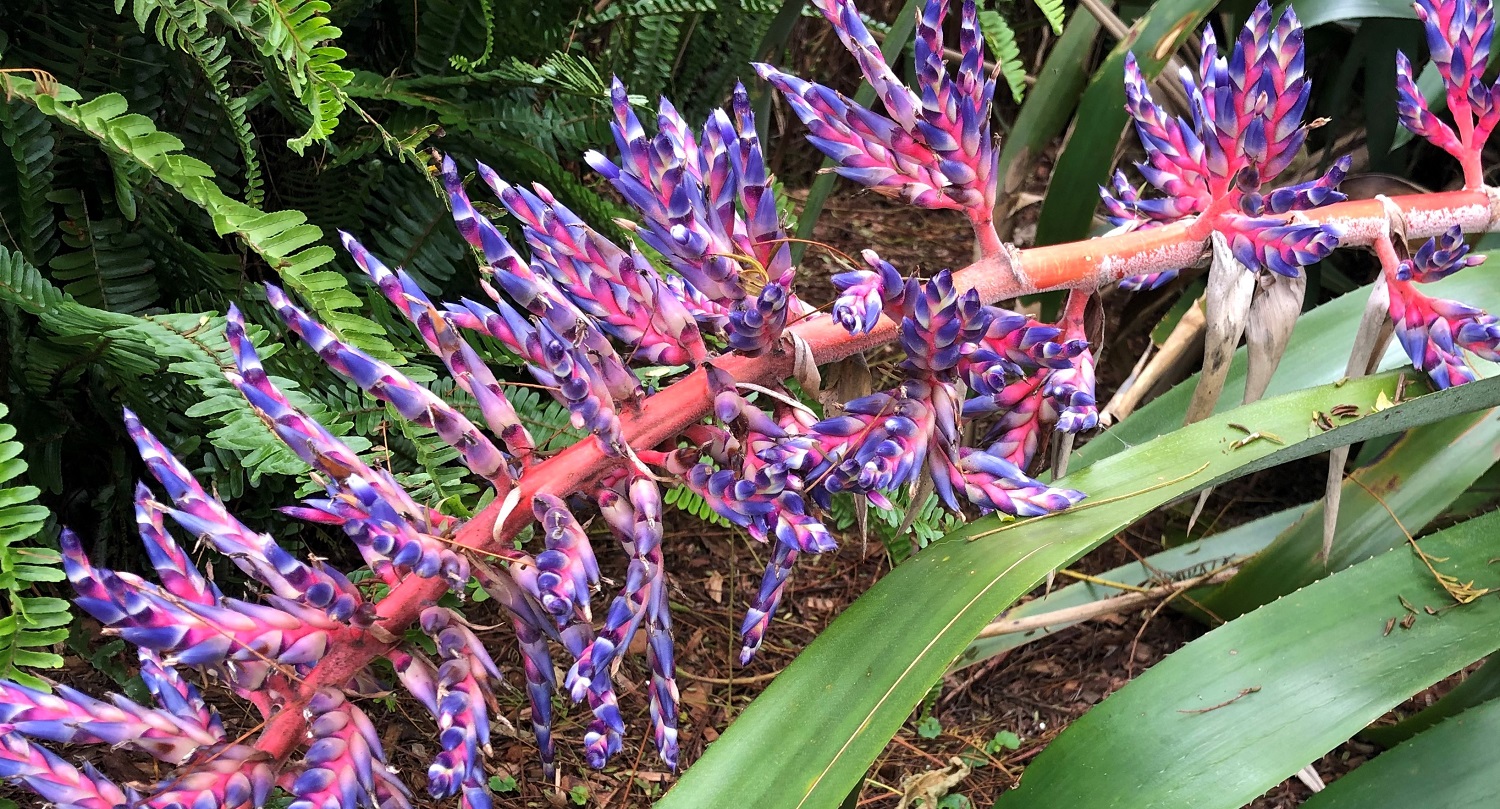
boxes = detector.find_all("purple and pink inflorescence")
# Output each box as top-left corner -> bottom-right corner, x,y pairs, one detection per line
5,0 -> 1498,805
1384,0 -> 1500,387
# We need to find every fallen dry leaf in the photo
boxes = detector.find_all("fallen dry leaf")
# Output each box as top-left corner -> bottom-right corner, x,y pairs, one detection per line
898,756 -> 972,809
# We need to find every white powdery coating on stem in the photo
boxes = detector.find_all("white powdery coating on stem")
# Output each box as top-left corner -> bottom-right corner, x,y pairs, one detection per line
1091,239 -> 1209,288
1398,202 -> 1496,239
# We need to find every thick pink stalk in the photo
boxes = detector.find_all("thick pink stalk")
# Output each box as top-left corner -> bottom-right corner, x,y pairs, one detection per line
253,188 -> 1499,761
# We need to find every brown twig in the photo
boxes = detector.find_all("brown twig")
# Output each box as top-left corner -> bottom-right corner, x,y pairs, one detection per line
976,565 -> 1239,640
1178,686 -> 1261,714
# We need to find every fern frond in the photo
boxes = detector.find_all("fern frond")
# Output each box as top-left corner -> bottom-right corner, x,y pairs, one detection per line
4,74 -> 406,364
362,165 -> 467,293
46,189 -> 160,314
1031,0 -> 1065,35
0,100 -> 57,267
0,401 -> 67,690
205,0 -> 353,153
447,0 -> 497,72
617,13 -> 686,100
0,245 -> 364,482
117,0 -> 265,204
977,9 -> 1027,103
588,0 -> 719,24
413,0 -> 491,76
663,485 -> 732,528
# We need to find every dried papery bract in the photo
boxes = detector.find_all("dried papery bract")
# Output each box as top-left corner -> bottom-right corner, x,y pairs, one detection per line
8,0 -> 1500,805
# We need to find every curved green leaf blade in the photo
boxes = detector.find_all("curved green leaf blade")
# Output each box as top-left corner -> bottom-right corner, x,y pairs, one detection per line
1289,0 -> 1415,30
663,372 -> 1500,809
951,504 -> 1302,671
998,509 -> 1500,809
1196,406 -> 1500,619
1361,654 -> 1500,746
994,6 -> 1101,201
1075,271 -> 1500,470
1306,698 -> 1500,808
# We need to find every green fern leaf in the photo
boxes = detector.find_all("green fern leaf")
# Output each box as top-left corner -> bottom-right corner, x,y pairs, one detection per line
448,0 -> 497,72
0,246 -> 363,482
413,0 -> 491,76
0,100 -> 57,266
663,485 -> 731,528
117,0 -> 265,204
4,74 -> 406,364
588,0 -> 720,24
0,401 -> 67,689
46,189 -> 160,314
1031,0 -> 1066,35
978,9 -> 1027,103
207,0 -> 353,154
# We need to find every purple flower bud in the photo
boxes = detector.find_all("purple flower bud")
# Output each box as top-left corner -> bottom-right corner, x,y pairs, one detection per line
144,743 -> 277,809
759,0 -> 997,220
124,409 -> 366,621
0,678 -> 223,764
268,284 -> 515,488
288,688 -> 409,809
1389,277 -> 1500,388
1401,0 -> 1500,175
61,530 -> 336,686
590,80 -> 806,355
0,734 -> 132,809
342,235 -> 540,462
1397,225 -> 1486,282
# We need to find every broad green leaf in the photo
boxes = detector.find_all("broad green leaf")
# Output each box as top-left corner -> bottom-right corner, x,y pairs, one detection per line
1306,699 -> 1500,808
951,504 -> 1302,672
662,372 -> 1500,809
997,510 -> 1500,809
1034,0 -> 1220,244
1075,270 -> 1500,470
1290,0 -> 1415,30
1361,654 -> 1500,746
1196,406 -> 1500,619
959,401 -> 1499,669
994,9 -> 1101,206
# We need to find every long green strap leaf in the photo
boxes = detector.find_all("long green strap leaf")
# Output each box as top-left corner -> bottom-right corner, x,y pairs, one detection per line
998,510 -> 1500,809
1196,406 -> 1500,619
951,504 -> 1302,671
1304,698 -> 1500,808
1360,654 -> 1500,746
1076,270 -> 1500,470
662,372 -> 1500,809
994,7 -> 1101,214
958,401 -> 1500,674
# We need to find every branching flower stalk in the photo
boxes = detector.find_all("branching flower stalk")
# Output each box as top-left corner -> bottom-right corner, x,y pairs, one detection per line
4,0 -> 1500,806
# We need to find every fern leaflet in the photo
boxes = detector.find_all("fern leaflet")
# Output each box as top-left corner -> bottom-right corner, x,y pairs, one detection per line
978,9 -> 1028,103
3,74 -> 407,364
117,0 -> 265,204
0,401 -> 68,690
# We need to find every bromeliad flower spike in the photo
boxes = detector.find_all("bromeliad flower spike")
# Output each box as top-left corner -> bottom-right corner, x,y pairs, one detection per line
10,0 -> 1500,804
1104,0 -> 1350,288
1384,0 -> 1500,389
